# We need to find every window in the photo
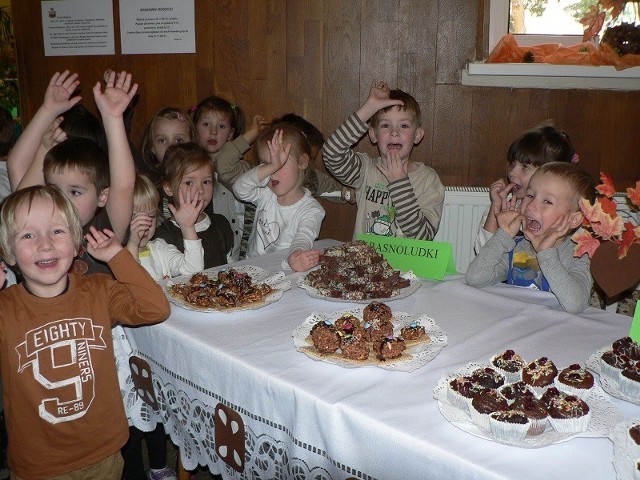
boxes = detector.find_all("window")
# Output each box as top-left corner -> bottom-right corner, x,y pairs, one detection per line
464,0 -> 640,91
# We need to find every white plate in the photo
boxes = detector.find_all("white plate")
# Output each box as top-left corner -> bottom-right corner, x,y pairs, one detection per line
433,362 -> 622,448
612,418 -> 640,480
587,347 -> 640,405
297,270 -> 422,303
292,306 -> 447,372
165,265 -> 291,313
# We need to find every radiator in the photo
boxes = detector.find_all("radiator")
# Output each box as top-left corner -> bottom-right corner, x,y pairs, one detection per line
432,188 -> 638,275
433,187 -> 490,274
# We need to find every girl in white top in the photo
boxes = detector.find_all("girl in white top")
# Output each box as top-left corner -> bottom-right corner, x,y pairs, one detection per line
126,173 -> 204,279
233,125 -> 325,272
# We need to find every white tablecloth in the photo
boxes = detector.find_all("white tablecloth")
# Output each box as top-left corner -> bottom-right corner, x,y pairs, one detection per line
123,239 -> 638,480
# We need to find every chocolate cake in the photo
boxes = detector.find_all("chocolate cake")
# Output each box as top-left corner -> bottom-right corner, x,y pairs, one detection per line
304,241 -> 411,300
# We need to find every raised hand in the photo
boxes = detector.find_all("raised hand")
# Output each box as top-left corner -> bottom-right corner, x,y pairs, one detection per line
288,249 -> 322,272
85,227 -> 123,263
244,114 -> 268,144
127,212 -> 155,251
377,149 -> 408,183
42,70 -> 81,116
497,209 -> 525,238
530,214 -> 573,252
93,70 -> 138,119
41,116 -> 67,151
356,80 -> 405,123
169,187 -> 203,234
267,129 -> 291,173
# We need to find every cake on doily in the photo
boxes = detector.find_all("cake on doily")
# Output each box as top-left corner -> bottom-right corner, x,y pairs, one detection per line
304,241 -> 410,300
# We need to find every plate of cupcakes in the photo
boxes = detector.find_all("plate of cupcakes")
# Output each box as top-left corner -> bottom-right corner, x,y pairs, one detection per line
292,301 -> 447,372
433,351 -> 622,448
587,336 -> 640,405
612,419 -> 640,480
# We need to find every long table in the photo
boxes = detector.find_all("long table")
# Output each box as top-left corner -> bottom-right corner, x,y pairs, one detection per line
124,239 -> 639,479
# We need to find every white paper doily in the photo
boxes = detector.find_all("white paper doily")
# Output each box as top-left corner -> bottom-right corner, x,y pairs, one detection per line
292,306 -> 447,372
433,362 -> 622,448
587,347 -> 640,406
165,265 -> 291,313
297,270 -> 422,303
612,418 -> 640,480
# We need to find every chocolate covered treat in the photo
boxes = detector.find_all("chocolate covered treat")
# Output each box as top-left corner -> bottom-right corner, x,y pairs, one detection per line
522,357 -> 558,391
511,395 -> 548,436
471,367 -> 505,389
546,391 -> 591,433
555,364 -> 594,395
334,314 -> 361,335
400,321 -> 426,341
310,321 -> 340,354
619,363 -> 640,398
470,390 -> 509,430
489,410 -> 531,442
340,329 -> 370,361
499,381 -> 535,404
363,301 -> 393,323
613,336 -> 640,360
376,336 -> 406,361
365,318 -> 394,344
491,350 -> 526,381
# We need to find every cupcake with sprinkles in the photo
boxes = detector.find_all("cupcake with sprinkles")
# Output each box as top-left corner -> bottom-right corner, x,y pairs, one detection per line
491,349 -> 527,383
555,364 -> 595,398
447,375 -> 488,412
522,357 -> 558,396
489,410 -> 530,442
546,390 -> 591,433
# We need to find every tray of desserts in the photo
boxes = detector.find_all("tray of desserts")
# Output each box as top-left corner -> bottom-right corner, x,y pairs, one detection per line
298,240 -> 422,302
166,265 -> 291,312
293,301 -> 447,372
433,352 -> 621,448
587,337 -> 640,405
612,418 -> 640,480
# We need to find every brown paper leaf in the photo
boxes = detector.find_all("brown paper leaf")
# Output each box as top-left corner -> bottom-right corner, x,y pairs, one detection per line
591,242 -> 640,298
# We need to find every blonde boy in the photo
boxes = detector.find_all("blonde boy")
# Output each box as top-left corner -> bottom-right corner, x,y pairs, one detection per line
0,185 -> 169,479
323,81 -> 444,239
466,162 -> 597,313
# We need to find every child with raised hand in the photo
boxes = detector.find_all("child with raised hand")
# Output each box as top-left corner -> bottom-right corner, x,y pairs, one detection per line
7,70 -> 138,271
475,124 -> 577,253
323,80 -> 444,239
0,184 -> 169,479
232,125 -> 325,272
118,173 -> 203,480
465,162 -> 596,313
192,95 -> 261,260
153,142 -> 234,269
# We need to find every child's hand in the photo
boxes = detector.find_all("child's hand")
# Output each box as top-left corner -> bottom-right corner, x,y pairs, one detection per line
243,115 -> 268,144
169,187 -> 203,230
366,81 -> 403,110
497,209 -> 524,238
85,227 -> 123,263
266,129 -> 291,174
41,116 -> 67,151
377,150 -> 408,183
489,179 -> 516,208
288,249 -> 321,272
127,212 -> 154,250
43,70 -> 81,116
530,214 -> 573,252
93,70 -> 138,119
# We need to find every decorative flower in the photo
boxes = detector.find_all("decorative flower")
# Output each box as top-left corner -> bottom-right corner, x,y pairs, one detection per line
572,173 -> 640,259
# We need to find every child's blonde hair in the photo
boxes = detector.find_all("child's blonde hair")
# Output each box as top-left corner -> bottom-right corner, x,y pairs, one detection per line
533,162 -> 596,208
0,185 -> 83,263
141,107 -> 197,172
370,89 -> 421,128
254,124 -> 312,189
161,142 -> 213,205
133,173 -> 160,212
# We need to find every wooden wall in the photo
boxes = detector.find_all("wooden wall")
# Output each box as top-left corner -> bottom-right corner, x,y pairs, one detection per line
12,0 -> 640,241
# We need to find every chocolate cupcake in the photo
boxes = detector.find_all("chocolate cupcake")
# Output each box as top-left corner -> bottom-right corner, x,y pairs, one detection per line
470,390 -> 508,430
447,376 -> 487,411
522,357 -> 558,395
619,363 -> 640,400
546,392 -> 591,433
491,350 -> 526,383
613,336 -> 640,360
340,329 -> 370,361
363,301 -> 392,324
627,424 -> 640,454
376,336 -> 406,361
489,410 -> 530,442
511,395 -> 548,436
600,350 -> 632,379
310,321 -> 340,354
499,381 -> 536,404
555,364 -> 595,397
471,367 -> 505,389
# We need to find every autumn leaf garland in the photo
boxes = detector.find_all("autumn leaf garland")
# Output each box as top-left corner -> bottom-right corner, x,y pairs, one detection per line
572,173 -> 640,259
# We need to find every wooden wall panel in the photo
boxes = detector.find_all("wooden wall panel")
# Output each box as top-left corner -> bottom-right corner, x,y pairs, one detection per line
11,0 -> 640,242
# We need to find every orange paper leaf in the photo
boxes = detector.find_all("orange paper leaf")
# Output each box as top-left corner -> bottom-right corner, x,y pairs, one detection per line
627,181 -> 640,207
599,197 -> 619,218
618,222 -> 640,258
591,211 -> 624,240
596,172 -> 616,198
580,6 -> 606,41
572,229 -> 601,258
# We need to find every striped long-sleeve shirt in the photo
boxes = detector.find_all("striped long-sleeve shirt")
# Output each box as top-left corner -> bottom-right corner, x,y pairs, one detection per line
323,113 -> 444,240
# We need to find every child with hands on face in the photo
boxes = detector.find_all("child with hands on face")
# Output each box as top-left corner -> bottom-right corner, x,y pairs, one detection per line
323,81 -> 444,239
475,125 -> 578,253
233,125 -> 325,272
466,162 -> 596,313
